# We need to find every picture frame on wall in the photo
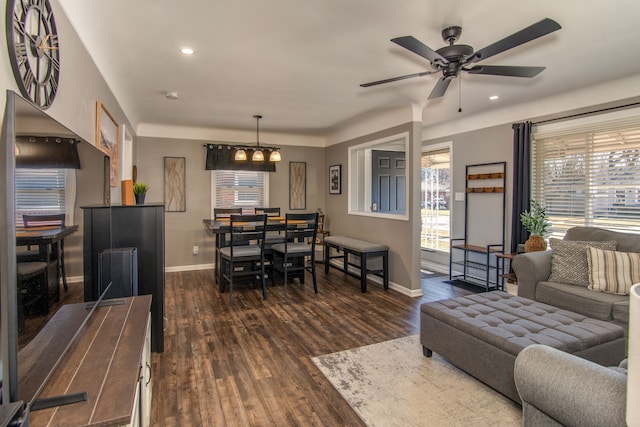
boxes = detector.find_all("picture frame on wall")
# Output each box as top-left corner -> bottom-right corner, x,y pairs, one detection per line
164,157 -> 186,212
329,164 -> 341,194
289,161 -> 306,210
96,101 -> 119,187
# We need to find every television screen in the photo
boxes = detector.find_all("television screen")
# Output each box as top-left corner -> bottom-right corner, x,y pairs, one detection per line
0,91 -> 112,417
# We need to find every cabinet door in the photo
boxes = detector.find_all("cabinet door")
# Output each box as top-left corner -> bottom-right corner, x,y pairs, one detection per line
140,318 -> 152,426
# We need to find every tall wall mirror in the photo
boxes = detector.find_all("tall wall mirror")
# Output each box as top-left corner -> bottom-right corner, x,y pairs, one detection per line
1,91 -> 112,413
348,132 -> 409,220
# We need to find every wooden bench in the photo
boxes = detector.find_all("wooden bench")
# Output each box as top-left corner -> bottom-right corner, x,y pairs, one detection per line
324,236 -> 389,292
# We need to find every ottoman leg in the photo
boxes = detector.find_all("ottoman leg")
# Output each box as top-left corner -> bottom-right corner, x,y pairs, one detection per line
423,346 -> 433,357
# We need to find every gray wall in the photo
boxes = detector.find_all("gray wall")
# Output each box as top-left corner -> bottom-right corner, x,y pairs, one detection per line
422,124 -> 513,268
135,138 -> 325,269
325,122 -> 421,292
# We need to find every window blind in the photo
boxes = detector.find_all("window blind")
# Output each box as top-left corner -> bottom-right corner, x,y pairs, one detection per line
213,170 -> 266,210
532,113 -> 640,238
15,168 -> 67,226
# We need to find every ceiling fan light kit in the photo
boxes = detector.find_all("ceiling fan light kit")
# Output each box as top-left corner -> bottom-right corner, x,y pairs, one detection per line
233,115 -> 281,162
361,18 -> 561,101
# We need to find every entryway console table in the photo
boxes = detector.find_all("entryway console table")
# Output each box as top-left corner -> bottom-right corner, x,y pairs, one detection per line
449,162 -> 506,291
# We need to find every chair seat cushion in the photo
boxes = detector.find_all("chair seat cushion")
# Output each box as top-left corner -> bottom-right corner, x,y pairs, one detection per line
17,261 -> 48,277
219,245 -> 262,258
271,242 -> 311,254
324,236 -> 388,253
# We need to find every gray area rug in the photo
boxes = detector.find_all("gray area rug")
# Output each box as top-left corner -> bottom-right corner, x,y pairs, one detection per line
312,335 -> 521,427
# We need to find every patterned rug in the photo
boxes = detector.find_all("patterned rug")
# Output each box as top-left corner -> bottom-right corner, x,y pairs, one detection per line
312,335 -> 521,427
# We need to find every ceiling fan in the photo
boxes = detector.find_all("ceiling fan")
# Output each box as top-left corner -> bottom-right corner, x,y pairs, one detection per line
361,18 -> 561,100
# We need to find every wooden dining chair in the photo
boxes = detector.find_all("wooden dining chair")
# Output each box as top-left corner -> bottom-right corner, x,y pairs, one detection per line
271,212 -> 319,293
255,207 -> 281,217
218,214 -> 268,302
17,261 -> 49,334
22,213 -> 68,291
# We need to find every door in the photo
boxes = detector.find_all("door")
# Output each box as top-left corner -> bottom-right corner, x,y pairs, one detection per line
371,150 -> 406,214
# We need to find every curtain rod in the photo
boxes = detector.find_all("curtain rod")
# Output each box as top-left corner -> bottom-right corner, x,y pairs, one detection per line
532,101 -> 640,125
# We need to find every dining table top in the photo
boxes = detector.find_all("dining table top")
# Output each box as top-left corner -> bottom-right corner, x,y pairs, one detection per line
202,217 -> 309,233
16,224 -> 79,244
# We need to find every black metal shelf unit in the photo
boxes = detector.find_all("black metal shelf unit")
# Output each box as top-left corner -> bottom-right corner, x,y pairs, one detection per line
449,162 -> 506,291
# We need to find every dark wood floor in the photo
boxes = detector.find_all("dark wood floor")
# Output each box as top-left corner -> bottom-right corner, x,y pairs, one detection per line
150,268 -> 473,426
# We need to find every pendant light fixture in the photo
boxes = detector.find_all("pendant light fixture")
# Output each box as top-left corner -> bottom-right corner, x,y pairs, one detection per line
233,115 -> 281,162
252,115 -> 265,161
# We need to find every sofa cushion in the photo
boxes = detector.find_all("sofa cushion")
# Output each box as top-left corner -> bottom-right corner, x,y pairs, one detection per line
612,300 -> 629,326
536,281 -> 627,321
548,238 -> 617,287
565,226 -> 640,253
587,247 -> 640,295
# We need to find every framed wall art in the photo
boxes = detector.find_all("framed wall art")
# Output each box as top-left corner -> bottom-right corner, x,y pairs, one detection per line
164,157 -> 186,212
289,161 -> 306,210
329,164 -> 341,194
96,101 -> 119,187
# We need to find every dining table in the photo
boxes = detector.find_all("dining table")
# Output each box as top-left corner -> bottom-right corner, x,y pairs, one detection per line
16,224 -> 79,301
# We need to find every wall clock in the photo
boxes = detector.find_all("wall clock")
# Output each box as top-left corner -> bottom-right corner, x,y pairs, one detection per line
6,0 -> 60,109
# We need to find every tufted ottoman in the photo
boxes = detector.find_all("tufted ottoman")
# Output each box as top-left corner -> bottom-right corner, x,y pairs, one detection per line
420,291 -> 626,402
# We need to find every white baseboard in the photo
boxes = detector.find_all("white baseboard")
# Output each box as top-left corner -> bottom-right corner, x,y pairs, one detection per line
165,263 -> 214,273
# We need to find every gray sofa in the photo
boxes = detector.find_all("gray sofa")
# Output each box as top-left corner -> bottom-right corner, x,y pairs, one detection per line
512,226 -> 640,334
514,344 -> 627,427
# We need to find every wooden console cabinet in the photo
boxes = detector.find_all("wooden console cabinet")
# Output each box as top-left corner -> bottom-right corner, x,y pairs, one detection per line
82,204 -> 165,352
25,296 -> 152,426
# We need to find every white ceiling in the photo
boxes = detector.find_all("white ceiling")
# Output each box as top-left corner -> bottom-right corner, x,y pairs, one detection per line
58,0 -> 640,136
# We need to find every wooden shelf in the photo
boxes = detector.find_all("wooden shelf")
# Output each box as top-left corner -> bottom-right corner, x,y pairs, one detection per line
451,244 -> 504,254
466,187 -> 504,193
467,172 -> 504,180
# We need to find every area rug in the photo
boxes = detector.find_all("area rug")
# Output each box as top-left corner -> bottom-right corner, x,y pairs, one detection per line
312,335 -> 521,427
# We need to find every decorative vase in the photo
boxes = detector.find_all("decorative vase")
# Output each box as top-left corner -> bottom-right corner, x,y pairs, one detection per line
135,194 -> 146,205
525,235 -> 547,252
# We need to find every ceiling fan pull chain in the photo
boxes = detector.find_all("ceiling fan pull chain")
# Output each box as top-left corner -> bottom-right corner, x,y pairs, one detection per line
458,77 -> 462,113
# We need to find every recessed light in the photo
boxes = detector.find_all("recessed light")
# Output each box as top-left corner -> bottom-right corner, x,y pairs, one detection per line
180,47 -> 195,55
489,95 -> 499,100
166,91 -> 179,100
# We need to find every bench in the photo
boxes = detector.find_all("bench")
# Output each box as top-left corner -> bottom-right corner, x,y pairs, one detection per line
324,236 -> 389,292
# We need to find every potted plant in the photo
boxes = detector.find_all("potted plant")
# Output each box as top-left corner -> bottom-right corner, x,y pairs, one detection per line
133,182 -> 149,205
520,199 -> 551,252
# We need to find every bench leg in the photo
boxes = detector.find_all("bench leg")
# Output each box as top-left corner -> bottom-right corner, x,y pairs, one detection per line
360,253 -> 367,293
423,346 -> 433,358
324,243 -> 330,273
383,252 -> 389,290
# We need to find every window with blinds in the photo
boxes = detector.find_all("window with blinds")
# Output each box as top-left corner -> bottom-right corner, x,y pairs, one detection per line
212,170 -> 266,210
532,111 -> 640,238
15,168 -> 67,226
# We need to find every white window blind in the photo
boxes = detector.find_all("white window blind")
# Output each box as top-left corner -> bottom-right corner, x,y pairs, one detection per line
15,168 -> 67,226
213,170 -> 266,210
532,112 -> 640,238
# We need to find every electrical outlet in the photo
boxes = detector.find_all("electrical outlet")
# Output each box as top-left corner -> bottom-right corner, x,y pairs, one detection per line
192,245 -> 199,255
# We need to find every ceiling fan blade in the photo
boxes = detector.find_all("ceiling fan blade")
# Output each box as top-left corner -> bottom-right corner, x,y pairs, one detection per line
428,78 -> 452,99
391,36 -> 448,65
467,18 -> 561,64
360,70 -> 436,87
465,65 -> 546,78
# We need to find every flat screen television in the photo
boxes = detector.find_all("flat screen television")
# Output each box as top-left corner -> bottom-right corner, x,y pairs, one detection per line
0,91 -> 113,422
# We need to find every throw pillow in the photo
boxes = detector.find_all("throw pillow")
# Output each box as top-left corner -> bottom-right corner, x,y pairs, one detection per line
548,238 -> 617,286
587,247 -> 640,295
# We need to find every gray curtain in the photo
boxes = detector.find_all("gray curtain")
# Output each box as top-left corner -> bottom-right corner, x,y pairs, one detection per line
205,144 -> 276,172
510,121 -> 532,253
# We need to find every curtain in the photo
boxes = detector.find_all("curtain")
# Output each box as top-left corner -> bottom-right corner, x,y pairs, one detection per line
205,144 -> 276,172
15,136 -> 81,169
510,121 -> 532,253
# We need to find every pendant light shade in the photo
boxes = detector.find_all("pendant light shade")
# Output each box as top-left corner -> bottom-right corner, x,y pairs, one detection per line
234,148 -> 247,161
252,149 -> 264,161
269,150 -> 281,162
